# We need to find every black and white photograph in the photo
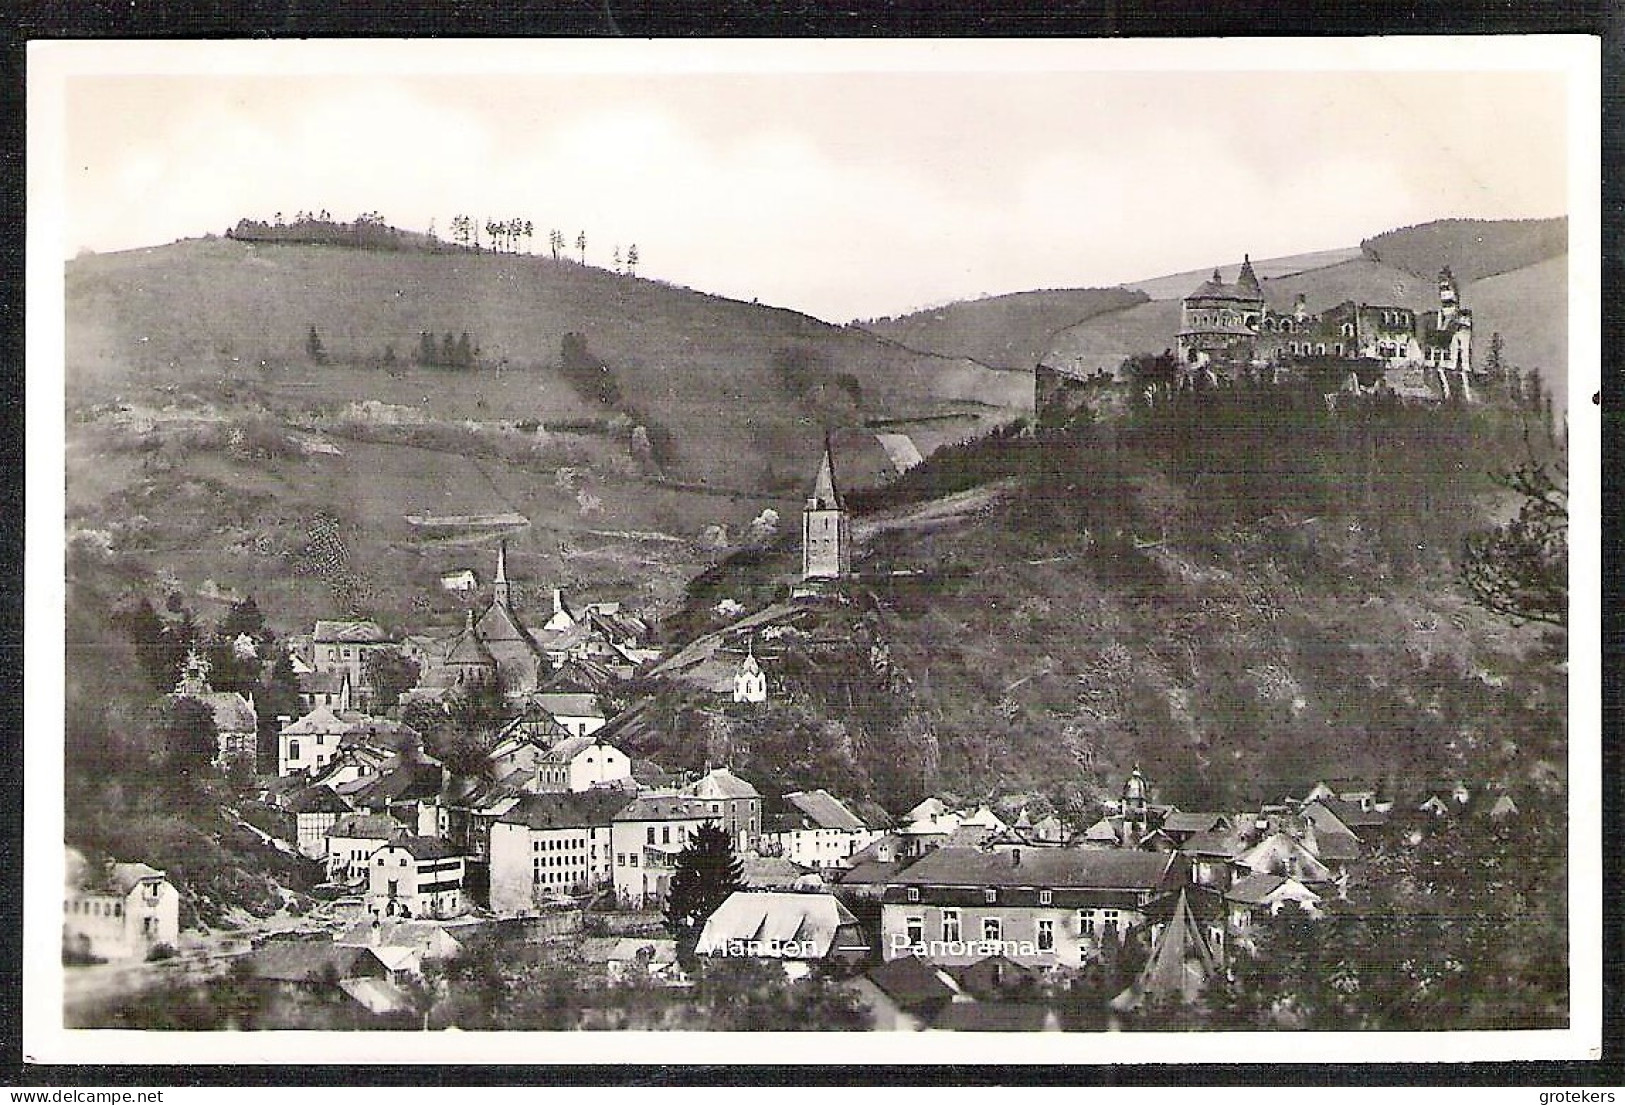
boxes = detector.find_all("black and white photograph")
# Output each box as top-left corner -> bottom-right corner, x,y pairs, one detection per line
25,36 -> 1600,1063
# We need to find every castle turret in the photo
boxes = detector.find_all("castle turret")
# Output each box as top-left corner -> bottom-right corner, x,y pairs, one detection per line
801,435 -> 850,581
1236,254 -> 1261,297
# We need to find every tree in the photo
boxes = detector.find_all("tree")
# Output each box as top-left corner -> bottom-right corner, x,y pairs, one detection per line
418,331 -> 438,367
305,326 -> 327,365
220,595 -> 266,642
455,332 -> 474,370
576,230 -> 587,264
113,597 -> 173,691
613,245 -> 621,273
157,696 -> 220,799
626,243 -> 638,277
662,822 -> 742,946
442,332 -> 457,368
549,229 -> 562,262
361,647 -> 421,713
1460,458 -> 1567,628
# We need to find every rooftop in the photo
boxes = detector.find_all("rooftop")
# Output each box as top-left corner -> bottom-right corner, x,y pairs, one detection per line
889,847 -> 1177,890
497,791 -> 636,831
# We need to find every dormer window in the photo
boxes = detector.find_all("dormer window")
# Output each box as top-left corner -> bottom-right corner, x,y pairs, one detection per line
984,888 -> 997,904
1038,889 -> 1053,906
906,887 -> 920,903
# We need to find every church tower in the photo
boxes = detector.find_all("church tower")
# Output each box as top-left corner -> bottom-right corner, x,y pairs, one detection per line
493,540 -> 512,608
1121,765 -> 1150,847
801,436 -> 851,581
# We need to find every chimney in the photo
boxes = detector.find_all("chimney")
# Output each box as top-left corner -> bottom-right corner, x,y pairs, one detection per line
370,917 -> 382,946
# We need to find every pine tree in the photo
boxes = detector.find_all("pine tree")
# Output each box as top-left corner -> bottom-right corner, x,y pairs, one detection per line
456,332 -> 473,370
626,243 -> 638,277
418,331 -> 438,367
305,325 -> 327,365
576,230 -> 587,264
662,822 -> 743,943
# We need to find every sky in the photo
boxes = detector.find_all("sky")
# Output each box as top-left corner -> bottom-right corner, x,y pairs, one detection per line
55,42 -> 1572,323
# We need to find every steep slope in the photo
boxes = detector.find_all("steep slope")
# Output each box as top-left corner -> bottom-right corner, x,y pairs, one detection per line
643,401 -> 1563,818
859,287 -> 1149,372
1360,217 -> 1567,284
1466,255 -> 1570,406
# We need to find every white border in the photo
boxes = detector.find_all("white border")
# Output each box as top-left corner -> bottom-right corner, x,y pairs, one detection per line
25,35 -> 1603,1066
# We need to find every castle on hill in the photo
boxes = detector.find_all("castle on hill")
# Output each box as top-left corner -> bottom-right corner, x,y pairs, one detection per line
1176,255 -> 1474,397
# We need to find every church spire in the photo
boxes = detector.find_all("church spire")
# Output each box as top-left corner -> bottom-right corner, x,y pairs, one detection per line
493,540 -> 511,607
1237,253 -> 1261,295
809,433 -> 843,511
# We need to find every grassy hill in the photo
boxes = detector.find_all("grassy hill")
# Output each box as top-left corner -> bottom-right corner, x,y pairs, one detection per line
65,237 -> 1033,633
1360,217 -> 1567,284
857,287 -> 1149,372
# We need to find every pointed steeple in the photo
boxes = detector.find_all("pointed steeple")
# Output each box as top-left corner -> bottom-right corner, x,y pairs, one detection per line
1236,253 -> 1261,296
1111,887 -> 1219,1012
493,540 -> 511,607
809,433 -> 843,511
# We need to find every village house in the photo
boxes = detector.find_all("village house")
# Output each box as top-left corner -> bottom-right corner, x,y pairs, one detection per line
168,650 -> 258,771
1181,826 -> 1252,891
312,619 -> 395,707
307,737 -> 398,796
62,848 -> 181,961
488,790 -> 634,915
332,917 -> 464,979
325,812 -> 410,884
760,790 -> 880,870
287,784 -> 354,860
278,703 -> 418,778
348,760 -> 445,826
695,891 -> 870,969
530,692 -> 608,738
1230,831 -> 1336,890
367,836 -> 467,920
853,954 -> 963,1031
295,669 -> 352,714
1224,872 -> 1324,953
610,794 -> 720,909
880,846 -> 1187,969
532,735 -> 633,794
682,768 -> 762,853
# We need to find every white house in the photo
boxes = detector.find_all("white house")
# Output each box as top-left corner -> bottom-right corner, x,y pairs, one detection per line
488,790 -> 633,915
761,790 -> 879,870
531,735 -> 632,794
610,794 -> 719,909
367,837 -> 467,920
325,813 -> 410,884
287,785 -> 354,859
63,850 -> 181,961
696,892 -> 869,963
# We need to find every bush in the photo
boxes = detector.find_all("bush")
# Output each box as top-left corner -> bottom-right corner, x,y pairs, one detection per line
146,943 -> 178,962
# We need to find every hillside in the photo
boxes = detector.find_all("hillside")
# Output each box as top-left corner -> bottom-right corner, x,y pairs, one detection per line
1043,220 -> 1568,400
1360,217 -> 1567,284
64,238 -> 1032,632
858,287 -> 1148,372
636,397 -> 1565,818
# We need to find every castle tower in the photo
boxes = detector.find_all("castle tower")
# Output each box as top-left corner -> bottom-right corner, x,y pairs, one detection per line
801,436 -> 850,581
493,540 -> 512,608
1236,254 -> 1261,297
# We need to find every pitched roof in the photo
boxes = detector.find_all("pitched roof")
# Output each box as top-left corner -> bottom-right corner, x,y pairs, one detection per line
837,859 -> 907,886
288,785 -> 352,815
381,835 -> 463,861
327,812 -> 409,840
297,671 -> 348,695
350,762 -> 444,808
1309,829 -> 1361,863
952,954 -> 1042,1000
442,615 -> 497,666
108,862 -> 166,894
889,847 -> 1177,890
192,691 -> 257,733
695,892 -> 862,959
686,767 -> 760,801
1180,829 -> 1248,858
532,693 -> 604,719
613,794 -> 717,822
497,790 -> 636,830
866,956 -> 958,1010
741,854 -> 811,890
776,790 -> 866,832
1319,797 -> 1390,829
1112,888 -> 1218,1012
544,657 -> 625,694
1162,812 -> 1227,835
543,734 -> 625,764
1225,872 -> 1320,907
313,620 -> 392,644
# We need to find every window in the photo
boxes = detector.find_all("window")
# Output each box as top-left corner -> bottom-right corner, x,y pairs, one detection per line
983,888 -> 997,904
941,909 -> 961,943
1078,911 -> 1095,935
982,918 -> 1002,942
1037,919 -> 1054,951
629,854 -> 639,867
906,916 -> 924,947
905,887 -> 920,903
616,854 -> 625,867
289,740 -> 301,762
647,827 -> 656,844
1038,889 -> 1053,906
662,826 -> 671,845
